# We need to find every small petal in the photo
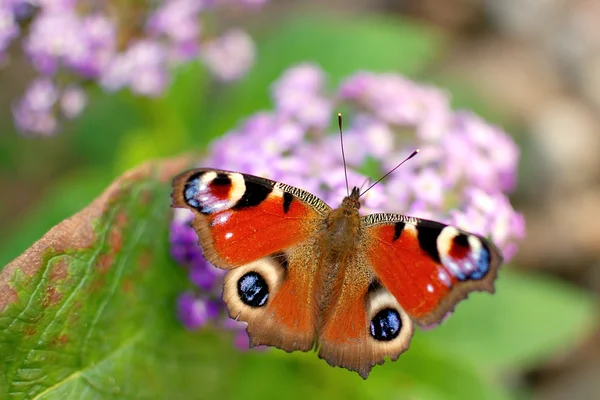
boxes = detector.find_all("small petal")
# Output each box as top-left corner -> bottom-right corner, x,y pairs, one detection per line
177,293 -> 220,330
60,86 -> 87,119
201,29 -> 255,81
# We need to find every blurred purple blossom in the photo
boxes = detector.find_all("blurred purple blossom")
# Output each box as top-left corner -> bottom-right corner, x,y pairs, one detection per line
200,29 -> 256,81
102,40 -> 169,96
3,0 -> 268,135
272,64 -> 332,129
178,292 -> 221,330
12,77 -> 59,135
171,64 -> 525,344
60,85 -> 86,118
0,5 -> 19,61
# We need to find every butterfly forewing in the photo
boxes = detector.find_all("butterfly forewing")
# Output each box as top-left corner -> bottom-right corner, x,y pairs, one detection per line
172,168 -> 331,352
172,169 -> 330,268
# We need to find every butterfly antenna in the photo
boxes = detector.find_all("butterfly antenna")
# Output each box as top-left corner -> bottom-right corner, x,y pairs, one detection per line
338,112 -> 350,196
359,149 -> 420,198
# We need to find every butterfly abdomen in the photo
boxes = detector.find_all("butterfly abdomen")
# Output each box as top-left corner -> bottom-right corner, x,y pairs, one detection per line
324,206 -> 361,252
314,197 -> 365,327
314,199 -> 363,305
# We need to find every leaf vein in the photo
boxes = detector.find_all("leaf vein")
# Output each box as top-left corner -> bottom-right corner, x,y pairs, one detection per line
31,331 -> 144,400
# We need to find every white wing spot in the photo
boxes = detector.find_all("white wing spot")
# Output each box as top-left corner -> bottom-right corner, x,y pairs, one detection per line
214,212 -> 232,225
437,269 -> 452,287
271,185 -> 284,198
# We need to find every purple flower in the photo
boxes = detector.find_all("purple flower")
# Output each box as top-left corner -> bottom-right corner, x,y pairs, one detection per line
24,7 -> 84,75
200,29 -> 255,81
411,167 -> 445,208
13,77 -> 90,134
74,15 -> 116,77
171,64 -> 525,345
272,63 -> 333,129
60,85 -> 87,119
147,0 -> 203,62
102,40 -> 169,96
6,0 -> 269,135
178,292 -> 221,330
12,77 -> 59,136
0,5 -> 19,60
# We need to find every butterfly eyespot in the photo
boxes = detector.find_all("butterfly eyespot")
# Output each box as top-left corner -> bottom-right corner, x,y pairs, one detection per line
237,272 -> 269,307
370,308 -> 402,341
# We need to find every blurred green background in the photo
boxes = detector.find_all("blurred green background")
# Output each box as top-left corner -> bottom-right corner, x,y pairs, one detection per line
1,1 -> 599,399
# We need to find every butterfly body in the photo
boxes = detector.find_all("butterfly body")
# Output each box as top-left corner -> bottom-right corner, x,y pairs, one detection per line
172,168 -> 503,378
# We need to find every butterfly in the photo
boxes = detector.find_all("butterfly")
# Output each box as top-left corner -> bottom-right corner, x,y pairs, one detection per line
171,126 -> 503,379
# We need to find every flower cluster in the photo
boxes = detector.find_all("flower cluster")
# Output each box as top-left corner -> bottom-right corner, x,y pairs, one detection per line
2,0 -> 267,135
171,209 -> 251,348
170,64 -> 526,342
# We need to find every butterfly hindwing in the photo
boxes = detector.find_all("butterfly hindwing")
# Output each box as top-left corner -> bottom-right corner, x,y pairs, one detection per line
222,248 -> 321,351
362,214 -> 503,326
316,255 -> 415,378
172,168 -> 332,351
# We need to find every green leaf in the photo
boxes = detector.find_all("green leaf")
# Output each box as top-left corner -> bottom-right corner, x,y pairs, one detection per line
423,269 -> 599,371
203,12 -> 443,141
0,156 -> 240,399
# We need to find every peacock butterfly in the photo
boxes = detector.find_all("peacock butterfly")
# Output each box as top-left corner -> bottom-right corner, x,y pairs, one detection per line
171,115 -> 503,378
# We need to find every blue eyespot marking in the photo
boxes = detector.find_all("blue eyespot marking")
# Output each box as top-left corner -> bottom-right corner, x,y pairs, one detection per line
183,172 -> 235,215
237,272 -> 269,307
184,176 -> 201,208
455,270 -> 467,281
470,246 -> 490,280
370,308 -> 402,341
443,237 -> 492,282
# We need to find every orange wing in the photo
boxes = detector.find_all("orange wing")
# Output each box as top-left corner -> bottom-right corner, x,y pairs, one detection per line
172,168 -> 331,352
316,252 -> 415,378
362,214 -> 503,326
